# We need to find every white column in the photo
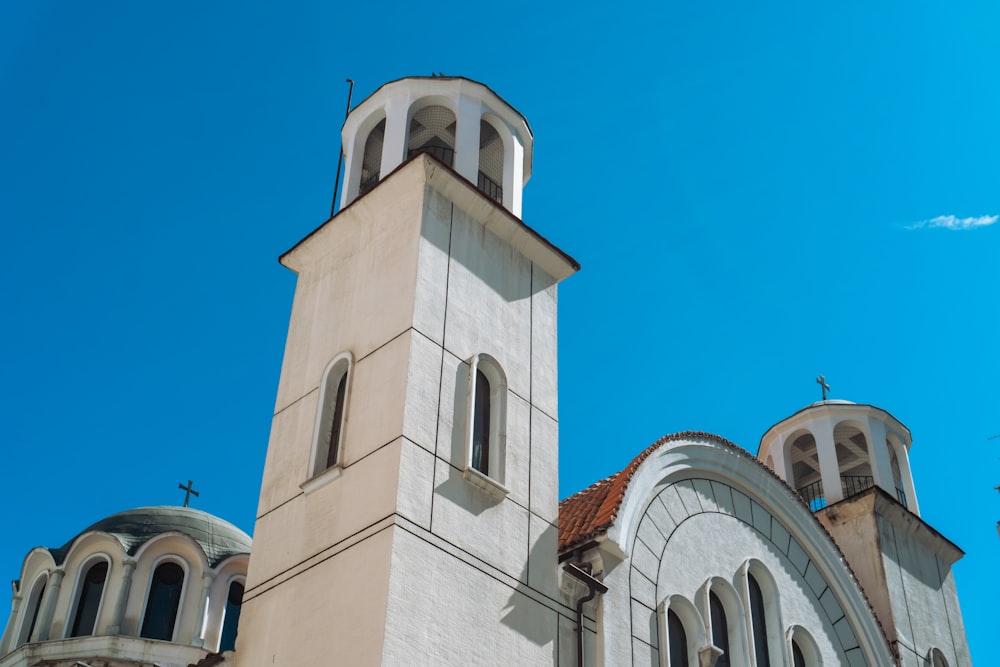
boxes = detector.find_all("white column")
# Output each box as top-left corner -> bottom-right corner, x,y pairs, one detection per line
107,558 -> 136,635
379,94 -> 410,182
506,134 -> 525,217
35,568 -> 64,641
896,444 -> 920,516
194,571 -> 216,648
0,592 -> 23,654
864,419 -> 894,496
453,94 -> 482,184
813,420 -> 843,505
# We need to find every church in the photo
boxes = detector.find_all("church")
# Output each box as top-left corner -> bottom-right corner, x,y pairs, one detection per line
0,76 -> 970,667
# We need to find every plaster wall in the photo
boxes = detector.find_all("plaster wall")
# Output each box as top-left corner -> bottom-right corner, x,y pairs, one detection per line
381,527 -> 568,666
875,514 -> 970,666
235,528 -> 393,667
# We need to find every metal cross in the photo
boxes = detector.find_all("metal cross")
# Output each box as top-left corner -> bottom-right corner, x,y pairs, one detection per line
816,375 -> 830,401
178,480 -> 200,508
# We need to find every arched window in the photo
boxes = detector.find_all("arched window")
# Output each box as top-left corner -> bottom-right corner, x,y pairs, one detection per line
748,574 -> 771,667
789,431 -> 823,509
709,591 -> 730,667
407,105 -> 456,166
477,119 -> 503,204
464,354 -> 508,495
16,574 -> 46,646
471,368 -> 491,474
929,648 -> 949,667
311,353 -> 352,477
792,639 -> 805,667
140,561 -> 185,641
834,422 -> 873,498
70,560 -> 108,637
667,609 -> 689,666
359,118 -> 385,196
219,580 -> 244,652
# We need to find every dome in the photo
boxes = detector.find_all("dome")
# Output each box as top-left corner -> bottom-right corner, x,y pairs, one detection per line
51,506 -> 251,567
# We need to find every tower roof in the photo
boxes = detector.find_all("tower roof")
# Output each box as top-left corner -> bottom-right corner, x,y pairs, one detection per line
50,506 -> 251,567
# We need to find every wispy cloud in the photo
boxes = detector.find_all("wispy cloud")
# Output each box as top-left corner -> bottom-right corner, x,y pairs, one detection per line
906,214 -> 998,231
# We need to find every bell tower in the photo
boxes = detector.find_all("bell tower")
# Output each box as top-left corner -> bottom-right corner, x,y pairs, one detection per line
236,77 -> 578,666
758,400 -> 970,665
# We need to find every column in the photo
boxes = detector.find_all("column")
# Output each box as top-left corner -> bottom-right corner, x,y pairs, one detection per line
0,592 -> 23,654
107,558 -> 136,635
813,419 -> 843,505
193,571 -> 216,648
35,568 -> 64,641
453,93 -> 482,185
864,419 -> 894,497
379,94 -> 410,183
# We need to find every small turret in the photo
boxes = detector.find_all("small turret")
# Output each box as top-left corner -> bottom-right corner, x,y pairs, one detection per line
339,76 -> 533,216
758,400 -> 918,514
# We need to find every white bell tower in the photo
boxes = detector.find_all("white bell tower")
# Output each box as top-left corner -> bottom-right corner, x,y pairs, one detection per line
758,400 -> 969,664
236,77 -> 578,666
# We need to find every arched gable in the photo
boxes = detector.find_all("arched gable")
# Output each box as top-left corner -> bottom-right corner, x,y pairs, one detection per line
565,432 -> 894,667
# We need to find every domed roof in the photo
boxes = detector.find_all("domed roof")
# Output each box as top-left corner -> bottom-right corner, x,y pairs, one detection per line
51,506 -> 252,567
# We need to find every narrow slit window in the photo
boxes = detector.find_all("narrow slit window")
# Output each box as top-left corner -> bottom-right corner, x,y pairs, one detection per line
667,609 -> 689,666
709,591 -> 730,667
17,576 -> 46,646
326,372 -> 347,469
748,574 -> 771,667
792,640 -> 806,667
219,581 -> 244,652
311,354 -> 352,478
70,560 -> 108,637
472,369 -> 491,475
140,562 -> 184,641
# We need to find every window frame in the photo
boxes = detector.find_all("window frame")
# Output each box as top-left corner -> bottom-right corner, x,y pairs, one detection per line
218,574 -> 246,652
303,352 -> 353,492
138,556 -> 189,643
15,572 -> 47,647
67,555 -> 110,638
462,353 -> 509,498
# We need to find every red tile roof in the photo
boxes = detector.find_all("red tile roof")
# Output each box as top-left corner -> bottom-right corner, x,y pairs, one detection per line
558,431 -> 742,552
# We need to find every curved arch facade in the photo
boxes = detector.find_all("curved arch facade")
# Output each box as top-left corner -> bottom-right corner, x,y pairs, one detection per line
592,437 -> 893,667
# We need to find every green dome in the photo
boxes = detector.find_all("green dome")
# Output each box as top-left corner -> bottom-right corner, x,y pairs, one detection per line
52,506 -> 252,567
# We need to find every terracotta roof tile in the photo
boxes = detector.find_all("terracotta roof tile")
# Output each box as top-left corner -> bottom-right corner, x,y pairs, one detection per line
558,430 -> 738,552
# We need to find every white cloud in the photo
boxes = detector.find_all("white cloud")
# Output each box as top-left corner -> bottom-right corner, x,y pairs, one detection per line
906,214 -> 998,231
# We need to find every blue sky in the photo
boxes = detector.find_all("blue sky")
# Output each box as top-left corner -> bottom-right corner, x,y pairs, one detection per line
2,1 -> 998,662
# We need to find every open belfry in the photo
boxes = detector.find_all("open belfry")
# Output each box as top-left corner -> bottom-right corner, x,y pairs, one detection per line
1,77 -> 970,667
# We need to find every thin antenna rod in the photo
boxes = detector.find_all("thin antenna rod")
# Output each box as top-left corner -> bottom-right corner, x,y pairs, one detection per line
330,78 -> 355,219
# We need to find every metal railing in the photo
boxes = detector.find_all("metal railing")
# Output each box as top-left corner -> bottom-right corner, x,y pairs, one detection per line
840,475 -> 875,498
409,145 -> 455,167
477,171 -> 503,205
796,480 -> 826,511
798,475 -> 910,511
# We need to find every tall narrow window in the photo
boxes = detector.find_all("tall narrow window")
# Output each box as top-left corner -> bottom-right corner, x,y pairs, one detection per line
792,640 -> 806,667
219,581 -> 244,652
748,574 -> 771,667
667,609 -> 689,666
16,575 -> 46,646
709,591 -> 730,667
471,369 -> 491,475
326,373 -> 347,469
141,562 -> 184,641
70,560 -> 108,637
463,354 -> 508,496
311,354 -> 352,478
